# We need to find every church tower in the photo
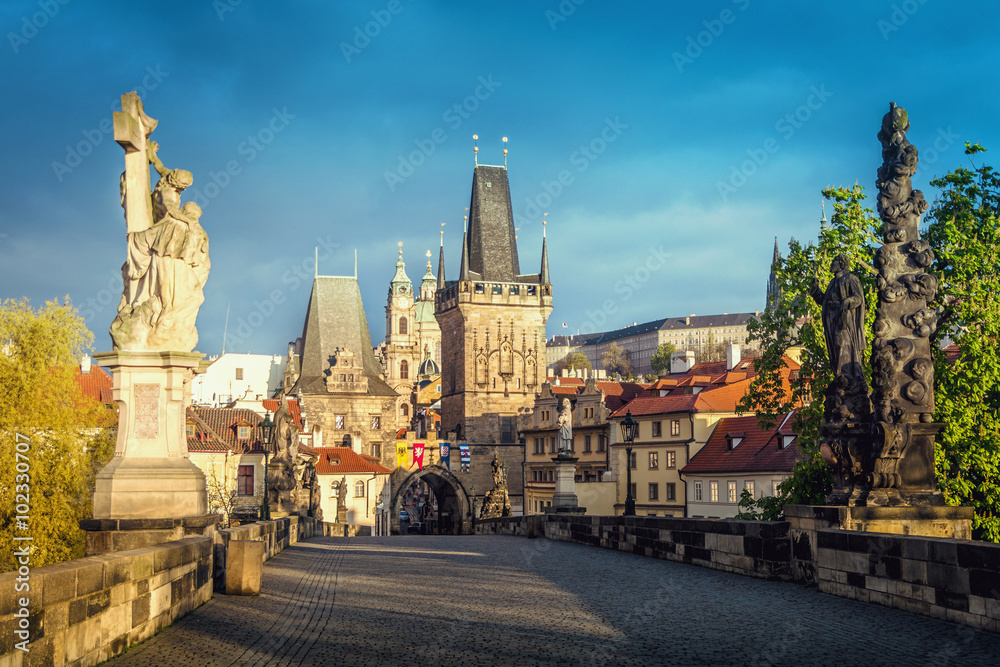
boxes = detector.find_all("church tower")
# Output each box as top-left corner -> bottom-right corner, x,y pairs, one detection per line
766,236 -> 781,311
435,161 -> 553,443
384,243 -> 416,428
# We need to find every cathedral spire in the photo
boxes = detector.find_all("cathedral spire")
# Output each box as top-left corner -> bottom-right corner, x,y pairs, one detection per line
820,200 -> 829,232
540,218 -> 550,285
437,228 -> 446,290
460,226 -> 470,282
390,241 -> 411,290
766,237 -> 781,310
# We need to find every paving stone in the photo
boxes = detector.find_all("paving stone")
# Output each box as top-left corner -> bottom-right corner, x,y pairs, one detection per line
106,535 -> 1000,666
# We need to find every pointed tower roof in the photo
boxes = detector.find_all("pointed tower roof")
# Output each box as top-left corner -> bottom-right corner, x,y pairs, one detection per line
465,165 -> 520,281
540,220 -> 550,285
820,201 -> 829,232
390,242 -> 411,291
293,276 -> 396,396
766,237 -> 781,311
436,230 -> 446,290
459,228 -> 471,281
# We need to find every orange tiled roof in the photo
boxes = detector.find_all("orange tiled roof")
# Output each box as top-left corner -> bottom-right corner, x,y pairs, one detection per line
187,406 -> 264,453
681,411 -> 801,475
74,365 -> 113,404
313,447 -> 392,475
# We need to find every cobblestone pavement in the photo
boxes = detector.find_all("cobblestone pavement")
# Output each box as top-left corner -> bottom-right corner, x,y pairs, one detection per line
110,535 -> 1000,666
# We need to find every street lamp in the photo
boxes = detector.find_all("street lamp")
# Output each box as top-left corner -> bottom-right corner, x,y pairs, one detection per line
257,411 -> 275,521
620,410 -> 638,516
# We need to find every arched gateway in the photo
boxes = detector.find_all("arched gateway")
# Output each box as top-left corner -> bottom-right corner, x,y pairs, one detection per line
391,465 -> 473,535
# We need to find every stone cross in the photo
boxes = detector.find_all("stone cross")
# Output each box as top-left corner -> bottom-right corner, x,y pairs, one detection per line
113,91 -> 157,234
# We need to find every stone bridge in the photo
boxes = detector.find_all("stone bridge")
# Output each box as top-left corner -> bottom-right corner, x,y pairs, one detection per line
107,534 -> 1000,666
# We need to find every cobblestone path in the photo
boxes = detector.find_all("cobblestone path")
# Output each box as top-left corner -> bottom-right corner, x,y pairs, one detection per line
110,535 -> 1000,666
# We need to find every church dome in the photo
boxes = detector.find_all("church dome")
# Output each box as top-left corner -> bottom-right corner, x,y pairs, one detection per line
418,357 -> 440,377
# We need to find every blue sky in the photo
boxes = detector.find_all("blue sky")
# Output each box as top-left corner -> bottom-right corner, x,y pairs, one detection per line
2,1 -> 998,357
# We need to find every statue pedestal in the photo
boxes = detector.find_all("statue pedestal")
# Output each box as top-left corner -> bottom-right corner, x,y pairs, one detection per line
786,504 -> 974,540
90,351 -> 209,521
550,453 -> 585,513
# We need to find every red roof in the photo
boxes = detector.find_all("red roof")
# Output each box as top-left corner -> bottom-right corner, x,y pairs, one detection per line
313,447 -> 392,475
681,411 -> 802,475
187,406 -> 264,453
74,364 -> 113,404
609,377 -> 758,418
596,381 -> 647,411
262,397 -> 301,428
943,343 -> 959,364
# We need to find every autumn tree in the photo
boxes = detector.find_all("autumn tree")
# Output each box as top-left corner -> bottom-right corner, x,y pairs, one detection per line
925,144 -> 1000,541
0,298 -> 116,571
601,342 -> 632,378
650,342 -> 677,376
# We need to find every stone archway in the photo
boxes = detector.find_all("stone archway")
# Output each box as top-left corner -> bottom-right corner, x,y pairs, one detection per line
391,466 -> 472,535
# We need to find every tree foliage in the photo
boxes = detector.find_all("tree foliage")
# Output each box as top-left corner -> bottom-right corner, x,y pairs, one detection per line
739,185 -> 881,509
553,351 -> 591,375
925,144 -> 1000,541
650,342 -> 677,376
601,342 -> 632,378
0,298 -> 116,571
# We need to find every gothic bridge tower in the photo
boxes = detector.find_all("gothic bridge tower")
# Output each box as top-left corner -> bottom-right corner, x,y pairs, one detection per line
435,162 -> 552,443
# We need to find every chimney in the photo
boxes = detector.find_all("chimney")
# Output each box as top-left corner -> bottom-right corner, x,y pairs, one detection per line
685,316 -> 690,326
80,355 -> 91,374
726,343 -> 741,371
561,369 -> 569,378
670,351 -> 696,374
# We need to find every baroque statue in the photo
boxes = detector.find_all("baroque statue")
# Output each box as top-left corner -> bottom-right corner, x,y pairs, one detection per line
479,451 -> 511,519
109,92 -> 209,352
556,398 -> 573,454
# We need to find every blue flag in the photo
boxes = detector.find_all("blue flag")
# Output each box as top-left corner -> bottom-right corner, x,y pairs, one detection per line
459,443 -> 470,472
440,442 -> 451,470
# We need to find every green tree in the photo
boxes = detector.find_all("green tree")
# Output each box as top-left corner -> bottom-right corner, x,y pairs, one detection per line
739,185 -> 881,507
0,298 -> 116,571
554,351 -> 591,375
650,342 -> 677,376
601,342 -> 632,378
925,144 -> 1000,541
700,330 -> 727,363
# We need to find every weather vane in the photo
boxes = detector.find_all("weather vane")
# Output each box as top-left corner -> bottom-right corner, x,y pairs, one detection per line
473,134 -> 478,166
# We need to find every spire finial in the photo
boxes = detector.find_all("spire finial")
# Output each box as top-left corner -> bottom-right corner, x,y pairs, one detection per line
543,212 -> 547,238
473,134 -> 478,166
502,136 -> 508,168
398,241 -> 403,258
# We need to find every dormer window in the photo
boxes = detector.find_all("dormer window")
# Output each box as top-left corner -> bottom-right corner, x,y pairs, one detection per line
238,425 -> 250,440
779,434 -> 796,449
726,433 -> 745,450
185,423 -> 196,438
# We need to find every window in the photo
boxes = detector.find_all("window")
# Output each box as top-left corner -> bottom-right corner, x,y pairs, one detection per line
372,443 -> 381,458
185,423 -> 195,438
652,421 -> 662,437
629,452 -> 637,469
549,437 -> 556,454
354,480 -> 365,497
772,480 -> 781,496
670,420 -> 680,436
237,465 -> 254,495
745,480 -> 755,498
400,360 -> 409,379
665,451 -> 676,469
629,483 -> 637,500
335,415 -> 345,430
436,384 -> 441,392
401,403 -> 409,417
540,410 -> 550,423
399,317 -> 408,334
237,426 -> 249,440
510,285 -> 519,295
584,435 -> 592,453
597,435 -> 606,452
370,416 -> 381,430
710,481 -> 719,502
695,481 -> 703,501
727,481 -> 738,503
584,407 -> 594,419
648,483 -> 659,501
648,452 -> 658,469
235,368 -> 243,380
666,483 -> 676,501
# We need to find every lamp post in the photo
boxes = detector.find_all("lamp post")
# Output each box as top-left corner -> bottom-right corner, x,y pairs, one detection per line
620,410 -> 637,516
257,411 -> 275,521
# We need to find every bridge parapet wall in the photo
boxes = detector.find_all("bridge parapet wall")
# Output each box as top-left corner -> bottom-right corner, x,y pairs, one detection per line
214,516 -> 319,590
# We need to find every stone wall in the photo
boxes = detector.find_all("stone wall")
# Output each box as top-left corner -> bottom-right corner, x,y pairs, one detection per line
0,536 -> 212,666
473,513 -> 1000,633
321,522 -> 372,537
214,516 -> 318,590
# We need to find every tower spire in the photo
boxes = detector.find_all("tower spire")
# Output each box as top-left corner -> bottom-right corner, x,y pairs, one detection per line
540,216 -> 550,285
437,224 -> 446,289
460,225 -> 470,281
820,200 -> 829,232
473,134 -> 478,166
